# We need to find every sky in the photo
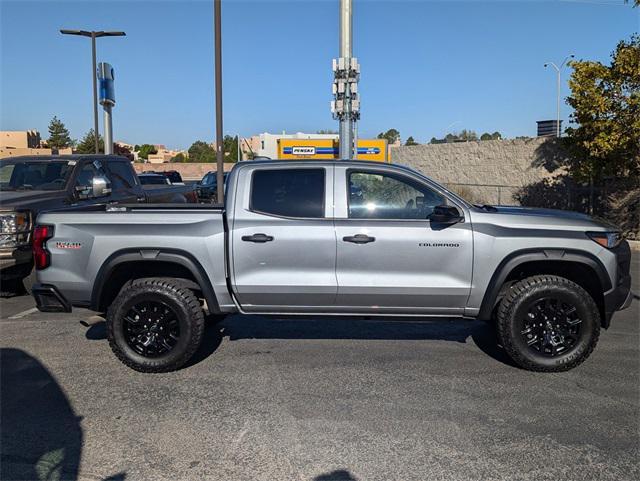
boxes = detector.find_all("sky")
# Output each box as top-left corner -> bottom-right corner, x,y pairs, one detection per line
0,0 -> 638,150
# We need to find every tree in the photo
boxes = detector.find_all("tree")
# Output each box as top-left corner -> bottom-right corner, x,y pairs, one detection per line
137,144 -> 157,161
404,136 -> 419,146
491,131 -> 502,140
188,140 -> 216,163
458,129 -> 478,142
75,129 -> 104,154
171,153 -> 187,163
377,129 -> 400,145
480,133 -> 492,141
223,135 -> 239,162
47,116 -> 73,150
565,35 -> 640,182
316,129 -> 338,135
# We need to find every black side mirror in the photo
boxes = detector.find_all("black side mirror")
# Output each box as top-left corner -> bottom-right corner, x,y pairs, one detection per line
429,205 -> 462,224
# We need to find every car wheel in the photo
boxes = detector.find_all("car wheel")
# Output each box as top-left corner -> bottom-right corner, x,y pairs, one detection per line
107,278 -> 205,373
496,275 -> 600,372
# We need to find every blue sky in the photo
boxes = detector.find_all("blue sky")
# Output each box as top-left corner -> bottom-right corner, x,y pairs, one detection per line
1,0 -> 638,149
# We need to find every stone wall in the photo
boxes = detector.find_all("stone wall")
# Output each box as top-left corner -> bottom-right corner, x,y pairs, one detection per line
392,138 -> 558,205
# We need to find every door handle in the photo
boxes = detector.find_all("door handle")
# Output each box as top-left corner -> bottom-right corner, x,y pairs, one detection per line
242,233 -> 274,243
136,196 -> 146,202
343,234 -> 376,244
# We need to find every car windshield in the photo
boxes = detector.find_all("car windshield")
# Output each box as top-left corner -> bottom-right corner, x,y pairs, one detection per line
139,175 -> 168,185
0,160 -> 73,191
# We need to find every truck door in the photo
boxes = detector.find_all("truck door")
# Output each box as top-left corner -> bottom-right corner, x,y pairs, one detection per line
333,166 -> 473,315
230,165 -> 337,312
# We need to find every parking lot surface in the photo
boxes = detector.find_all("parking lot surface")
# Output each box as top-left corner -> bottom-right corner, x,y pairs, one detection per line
1,256 -> 638,481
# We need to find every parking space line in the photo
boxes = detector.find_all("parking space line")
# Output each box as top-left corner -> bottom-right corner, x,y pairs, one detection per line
8,307 -> 39,319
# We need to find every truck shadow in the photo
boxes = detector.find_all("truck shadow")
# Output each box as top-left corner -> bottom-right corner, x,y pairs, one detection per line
0,348 -> 127,481
0,348 -> 83,481
84,315 -> 515,369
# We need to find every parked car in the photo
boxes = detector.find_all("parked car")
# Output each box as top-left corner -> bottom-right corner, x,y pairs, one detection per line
32,160 -> 631,373
138,173 -> 171,185
144,170 -> 184,184
0,155 -> 197,288
196,171 -> 228,203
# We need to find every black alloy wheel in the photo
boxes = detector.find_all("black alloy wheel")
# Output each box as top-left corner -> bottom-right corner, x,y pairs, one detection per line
123,300 -> 181,357
520,297 -> 582,357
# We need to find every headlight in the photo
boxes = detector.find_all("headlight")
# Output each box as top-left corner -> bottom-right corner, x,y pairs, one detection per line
0,212 -> 31,248
586,231 -> 623,249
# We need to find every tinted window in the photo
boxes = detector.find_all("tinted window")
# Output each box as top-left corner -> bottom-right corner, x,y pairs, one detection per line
0,161 -> 72,191
108,161 -> 138,189
75,161 -> 109,189
139,175 -> 168,185
251,169 -> 325,218
348,171 -> 444,219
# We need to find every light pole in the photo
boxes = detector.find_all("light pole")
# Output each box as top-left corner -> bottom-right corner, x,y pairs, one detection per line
544,54 -> 574,137
214,0 -> 224,203
60,29 -> 126,153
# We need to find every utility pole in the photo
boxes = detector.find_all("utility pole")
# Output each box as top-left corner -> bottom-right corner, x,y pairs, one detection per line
60,29 -> 126,153
332,0 -> 360,159
214,0 -> 224,203
544,54 -> 574,137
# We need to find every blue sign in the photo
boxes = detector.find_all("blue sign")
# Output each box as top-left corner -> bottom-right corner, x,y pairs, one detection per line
98,62 -> 115,106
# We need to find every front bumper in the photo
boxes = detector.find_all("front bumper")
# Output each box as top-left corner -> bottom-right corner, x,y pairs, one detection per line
32,283 -> 72,313
603,240 -> 632,326
0,246 -> 33,279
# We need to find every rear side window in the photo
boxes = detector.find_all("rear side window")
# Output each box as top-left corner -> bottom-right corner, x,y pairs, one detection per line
251,168 -> 325,218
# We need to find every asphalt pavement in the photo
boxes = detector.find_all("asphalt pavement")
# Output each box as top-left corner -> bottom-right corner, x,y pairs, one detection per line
1,256 -> 638,481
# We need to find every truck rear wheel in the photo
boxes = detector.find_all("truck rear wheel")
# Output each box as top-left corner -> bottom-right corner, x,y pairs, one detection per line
496,275 -> 600,372
107,278 -> 205,373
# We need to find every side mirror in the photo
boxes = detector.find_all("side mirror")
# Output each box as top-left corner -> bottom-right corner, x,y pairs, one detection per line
429,205 -> 462,224
91,176 -> 112,198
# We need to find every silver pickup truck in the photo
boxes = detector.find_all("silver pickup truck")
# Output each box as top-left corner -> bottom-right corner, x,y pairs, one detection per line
32,160 -> 632,373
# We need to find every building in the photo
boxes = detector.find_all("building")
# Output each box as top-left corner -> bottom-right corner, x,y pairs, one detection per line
0,130 -> 53,159
147,148 -> 184,164
241,132 -> 339,160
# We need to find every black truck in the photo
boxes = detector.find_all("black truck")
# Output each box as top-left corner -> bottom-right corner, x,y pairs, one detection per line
0,154 -> 197,290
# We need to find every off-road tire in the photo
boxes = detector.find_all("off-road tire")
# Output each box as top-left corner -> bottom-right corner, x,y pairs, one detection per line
107,278 -> 205,373
496,275 -> 600,372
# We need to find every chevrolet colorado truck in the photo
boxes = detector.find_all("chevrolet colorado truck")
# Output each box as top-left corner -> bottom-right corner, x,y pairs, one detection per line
31,160 -> 632,373
0,155 -> 197,288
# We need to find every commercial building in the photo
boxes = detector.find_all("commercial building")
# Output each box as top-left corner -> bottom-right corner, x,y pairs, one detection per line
241,132 -> 339,160
0,130 -> 53,159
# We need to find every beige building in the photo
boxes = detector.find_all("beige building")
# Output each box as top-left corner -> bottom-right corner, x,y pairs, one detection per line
0,130 -> 54,159
147,148 -> 184,164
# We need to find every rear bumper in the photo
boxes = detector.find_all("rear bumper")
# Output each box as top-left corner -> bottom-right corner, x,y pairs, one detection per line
32,283 -> 72,313
603,240 -> 632,326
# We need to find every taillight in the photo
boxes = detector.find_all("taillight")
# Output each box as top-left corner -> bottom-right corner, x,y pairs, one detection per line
33,225 -> 54,270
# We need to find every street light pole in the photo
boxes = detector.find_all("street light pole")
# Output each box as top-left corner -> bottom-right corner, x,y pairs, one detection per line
214,0 -> 224,204
544,54 -> 574,137
91,33 -> 99,153
60,29 -> 126,153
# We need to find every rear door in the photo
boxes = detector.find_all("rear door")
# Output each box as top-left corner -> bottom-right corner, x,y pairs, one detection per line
230,165 -> 337,312
333,165 -> 473,315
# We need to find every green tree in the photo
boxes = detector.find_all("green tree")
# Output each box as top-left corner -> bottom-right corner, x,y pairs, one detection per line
188,140 -> 216,163
223,135 -> 239,162
404,136 -> 419,146
171,153 -> 187,163
491,131 -> 502,140
480,133 -> 492,141
377,129 -> 400,145
75,129 -> 104,154
316,129 -> 338,134
458,129 -> 478,142
137,144 -> 158,161
565,35 -> 640,181
47,116 -> 73,150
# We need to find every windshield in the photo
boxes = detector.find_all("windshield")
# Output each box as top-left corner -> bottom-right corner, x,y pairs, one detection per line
0,160 -> 73,191
139,175 -> 168,185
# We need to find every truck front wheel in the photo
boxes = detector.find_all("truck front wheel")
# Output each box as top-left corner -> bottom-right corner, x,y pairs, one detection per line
107,278 -> 205,373
496,275 -> 600,372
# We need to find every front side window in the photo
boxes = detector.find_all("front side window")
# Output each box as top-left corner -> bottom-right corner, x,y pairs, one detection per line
251,168 -> 325,218
348,171 -> 444,220
108,161 -> 138,189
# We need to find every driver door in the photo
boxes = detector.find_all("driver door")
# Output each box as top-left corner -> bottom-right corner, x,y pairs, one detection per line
334,167 -> 473,315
